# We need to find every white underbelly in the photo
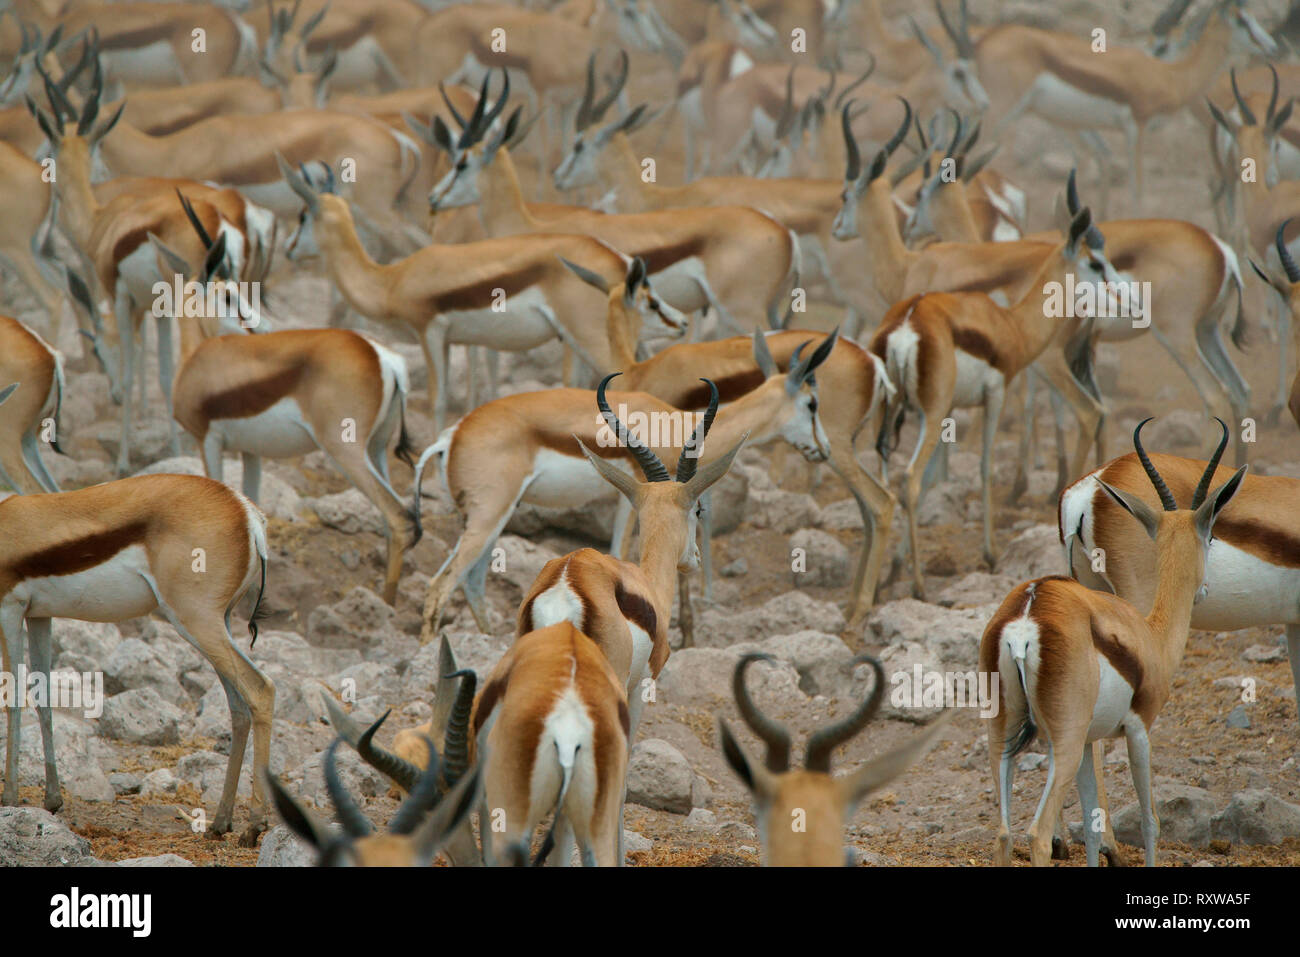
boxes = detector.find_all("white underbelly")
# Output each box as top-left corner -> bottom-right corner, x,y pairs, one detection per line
1087,654 -> 1134,741
239,180 -> 308,219
215,397 -> 317,458
1029,74 -> 1132,130
524,448 -> 622,509
951,351 -> 1002,408
1191,539 -> 1300,631
644,257 -> 709,313
13,545 -> 158,622
440,289 -> 556,349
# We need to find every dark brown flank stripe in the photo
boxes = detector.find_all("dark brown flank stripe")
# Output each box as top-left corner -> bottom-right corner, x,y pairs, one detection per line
425,261 -> 551,313
1213,516 -> 1300,568
200,364 -> 304,421
1039,42 -> 1146,109
14,520 -> 149,579
1089,620 -> 1151,718
951,325 -> 1011,375
614,580 -> 657,641
675,369 -> 764,408
632,236 -> 708,275
111,226 -> 152,270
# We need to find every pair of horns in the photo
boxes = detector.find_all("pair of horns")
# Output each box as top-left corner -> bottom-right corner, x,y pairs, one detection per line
596,371 -> 718,483
442,69 -> 511,149
843,96 -> 912,183
934,0 -> 974,59
575,50 -> 629,132
732,653 -> 886,773
1132,417 -> 1230,511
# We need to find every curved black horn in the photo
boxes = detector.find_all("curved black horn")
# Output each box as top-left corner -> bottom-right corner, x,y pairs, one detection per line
834,54 -> 875,110
438,82 -> 468,132
597,372 -> 670,482
884,96 -> 913,157
575,52 -> 597,132
458,71 -> 491,148
441,668 -> 476,788
323,739 -> 373,839
1067,167 -> 1081,214
1133,418 -> 1178,511
386,738 -> 445,836
589,50 -> 629,126
733,654 -> 791,772
482,68 -> 511,133
355,709 -> 425,794
675,378 -> 719,483
804,656 -> 885,773
175,190 -> 214,250
1190,418 -> 1230,509
1267,63 -> 1280,126
1277,220 -> 1300,282
841,101 -> 861,181
1231,69 -> 1257,127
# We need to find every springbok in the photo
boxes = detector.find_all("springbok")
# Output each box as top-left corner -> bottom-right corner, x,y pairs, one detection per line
412,332 -> 835,639
0,473 -> 274,845
983,420 -> 1244,866
0,315 -> 63,494
721,653 -> 951,866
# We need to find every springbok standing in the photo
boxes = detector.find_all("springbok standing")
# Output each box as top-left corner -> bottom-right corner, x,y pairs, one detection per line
984,420 -> 1244,866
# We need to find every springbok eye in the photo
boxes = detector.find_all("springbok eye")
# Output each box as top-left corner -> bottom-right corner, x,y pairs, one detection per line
647,296 -> 659,310
456,159 -> 467,171
809,396 -> 818,413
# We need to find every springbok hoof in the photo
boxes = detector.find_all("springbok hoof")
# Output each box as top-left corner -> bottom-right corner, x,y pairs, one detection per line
43,793 -> 63,813
237,823 -> 266,848
1051,835 -> 1070,860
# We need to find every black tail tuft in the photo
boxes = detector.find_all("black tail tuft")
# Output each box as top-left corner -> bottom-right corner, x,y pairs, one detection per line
1004,710 -> 1037,758
1229,276 -> 1249,351
248,553 -> 269,647
395,402 -> 417,470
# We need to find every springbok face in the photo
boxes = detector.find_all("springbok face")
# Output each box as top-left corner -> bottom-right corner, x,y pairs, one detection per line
621,256 -> 688,340
1223,0 -> 1279,58
1210,66 -> 1294,189
426,71 -> 520,212
266,711 -> 481,867
578,372 -> 743,573
926,0 -> 990,113
721,654 -> 951,866
280,158 -> 340,261
553,52 -> 637,191
832,98 -> 918,241
1097,418 -> 1245,606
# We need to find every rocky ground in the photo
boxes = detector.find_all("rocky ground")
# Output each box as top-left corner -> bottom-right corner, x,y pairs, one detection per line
3,0 -> 1300,867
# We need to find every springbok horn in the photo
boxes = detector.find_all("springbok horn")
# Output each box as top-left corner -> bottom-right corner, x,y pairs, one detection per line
804,656 -> 886,773
675,378 -> 720,483
440,668 -> 476,788
733,654 -> 792,772
597,372 -> 670,482
1133,417 -> 1178,511
1190,418 -> 1230,509
386,738 -> 444,837
323,739 -> 373,838
1231,68 -> 1257,127
842,101 -> 861,181
1277,220 -> 1300,282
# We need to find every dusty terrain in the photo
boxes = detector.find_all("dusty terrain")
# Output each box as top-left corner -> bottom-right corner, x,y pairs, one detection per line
2,0 -> 1299,867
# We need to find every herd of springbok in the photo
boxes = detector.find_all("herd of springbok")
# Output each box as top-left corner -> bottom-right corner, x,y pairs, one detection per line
0,0 -> 1297,867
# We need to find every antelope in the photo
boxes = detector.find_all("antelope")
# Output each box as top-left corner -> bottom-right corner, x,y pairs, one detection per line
48,1 -> 260,85
1249,222 -> 1300,430
278,157 -> 687,432
563,257 -> 896,631
412,332 -> 836,640
264,730 -> 482,867
944,0 -> 1278,213
1062,421 -> 1300,731
984,420 -> 1245,866
471,622 -> 630,866
0,138 -> 64,323
163,225 -> 421,606
0,315 -> 63,494
920,153 -> 1250,489
427,72 -> 801,336
871,206 -> 1121,600
32,82 -> 269,473
720,653 -> 951,866
0,472 -> 275,846
1208,76 -> 1300,426
552,55 -> 873,326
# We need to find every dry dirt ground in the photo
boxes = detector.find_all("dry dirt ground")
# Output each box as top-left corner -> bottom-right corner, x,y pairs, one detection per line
4,0 -> 1300,866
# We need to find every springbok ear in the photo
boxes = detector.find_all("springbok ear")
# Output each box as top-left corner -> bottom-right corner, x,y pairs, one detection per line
430,115 -> 456,153
624,256 -> 646,302
1097,479 -> 1162,542
559,256 -> 611,294
264,769 -> 331,852
682,432 -> 747,502
575,436 -> 641,504
413,762 -> 483,865
752,329 -> 777,378
837,710 -> 953,811
146,231 -> 192,279
1194,464 -> 1246,540
1065,206 -> 1094,257
1206,99 -> 1237,136
1272,98 -> 1295,133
